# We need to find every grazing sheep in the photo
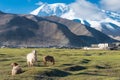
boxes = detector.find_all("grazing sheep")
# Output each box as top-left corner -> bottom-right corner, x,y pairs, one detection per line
43,55 -> 55,65
11,63 -> 22,75
26,50 -> 37,67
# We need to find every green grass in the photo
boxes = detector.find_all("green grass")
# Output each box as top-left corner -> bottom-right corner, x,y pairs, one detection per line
0,48 -> 120,80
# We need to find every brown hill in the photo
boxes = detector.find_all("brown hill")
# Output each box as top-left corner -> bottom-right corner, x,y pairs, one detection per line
0,12 -> 117,48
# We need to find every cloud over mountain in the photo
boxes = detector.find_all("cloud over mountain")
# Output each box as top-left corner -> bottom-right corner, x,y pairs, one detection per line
69,0 -> 107,20
30,0 -> 120,41
32,0 -> 120,21
100,0 -> 120,13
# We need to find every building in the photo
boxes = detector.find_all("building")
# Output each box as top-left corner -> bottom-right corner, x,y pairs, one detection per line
83,42 -> 120,50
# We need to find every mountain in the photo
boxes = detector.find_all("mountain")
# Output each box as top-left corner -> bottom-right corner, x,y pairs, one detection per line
43,16 -> 117,44
0,11 -> 4,14
0,11 -> 117,48
30,3 -> 70,17
87,18 -> 120,40
30,3 -> 120,41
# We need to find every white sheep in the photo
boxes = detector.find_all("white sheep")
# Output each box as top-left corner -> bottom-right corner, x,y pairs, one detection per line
11,63 -> 22,75
26,50 -> 37,67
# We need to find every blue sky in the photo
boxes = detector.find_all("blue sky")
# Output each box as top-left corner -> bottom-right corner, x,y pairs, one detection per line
0,0 -> 98,14
0,0 -> 39,14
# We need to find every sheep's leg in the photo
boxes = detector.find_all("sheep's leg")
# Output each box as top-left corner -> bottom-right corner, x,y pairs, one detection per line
31,62 -> 34,67
44,61 -> 47,66
52,61 -> 55,65
27,61 -> 30,67
32,59 -> 36,66
12,70 -> 17,75
50,60 -> 55,65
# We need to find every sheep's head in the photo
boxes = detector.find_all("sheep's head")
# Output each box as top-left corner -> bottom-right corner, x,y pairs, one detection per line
32,50 -> 37,53
11,63 -> 18,67
32,50 -> 37,56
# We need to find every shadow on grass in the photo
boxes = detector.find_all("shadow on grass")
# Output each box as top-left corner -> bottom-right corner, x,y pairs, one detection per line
83,53 -> 92,56
95,64 -> 111,69
17,60 -> 26,63
62,64 -> 74,66
0,54 -> 6,56
0,58 -> 11,61
64,65 -> 87,71
98,52 -> 106,55
37,69 -> 71,77
81,59 -> 91,64
75,72 -> 107,76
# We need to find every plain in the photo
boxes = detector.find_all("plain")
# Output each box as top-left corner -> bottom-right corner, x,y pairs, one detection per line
0,48 -> 120,80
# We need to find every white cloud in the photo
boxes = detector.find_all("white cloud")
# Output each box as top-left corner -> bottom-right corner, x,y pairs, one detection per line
69,0 -> 107,20
100,0 -> 120,13
35,1 -> 44,5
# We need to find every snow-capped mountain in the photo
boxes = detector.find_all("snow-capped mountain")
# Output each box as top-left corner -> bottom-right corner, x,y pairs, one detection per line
104,10 -> 120,22
30,3 -> 120,41
30,3 -> 70,17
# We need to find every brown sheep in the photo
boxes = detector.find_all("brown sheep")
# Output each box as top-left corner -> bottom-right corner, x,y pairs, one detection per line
43,55 -> 55,65
11,63 -> 22,75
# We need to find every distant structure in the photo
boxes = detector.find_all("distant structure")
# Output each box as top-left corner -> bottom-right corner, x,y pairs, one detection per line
83,42 -> 120,50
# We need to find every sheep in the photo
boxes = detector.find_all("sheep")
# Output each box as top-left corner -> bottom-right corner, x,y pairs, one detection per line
43,55 -> 55,65
11,63 -> 22,75
26,50 -> 37,67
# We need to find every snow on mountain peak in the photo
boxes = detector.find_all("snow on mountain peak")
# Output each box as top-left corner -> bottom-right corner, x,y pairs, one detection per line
30,3 -> 70,17
30,2 -> 120,40
30,4 -> 46,15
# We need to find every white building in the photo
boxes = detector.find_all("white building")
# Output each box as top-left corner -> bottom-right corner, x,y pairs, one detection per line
98,43 -> 109,49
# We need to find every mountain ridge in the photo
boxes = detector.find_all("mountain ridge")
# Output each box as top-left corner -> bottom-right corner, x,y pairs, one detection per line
0,11 -> 118,48
30,3 -> 120,41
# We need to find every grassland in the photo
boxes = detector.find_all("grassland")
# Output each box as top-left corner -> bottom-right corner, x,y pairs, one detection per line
0,48 -> 120,80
